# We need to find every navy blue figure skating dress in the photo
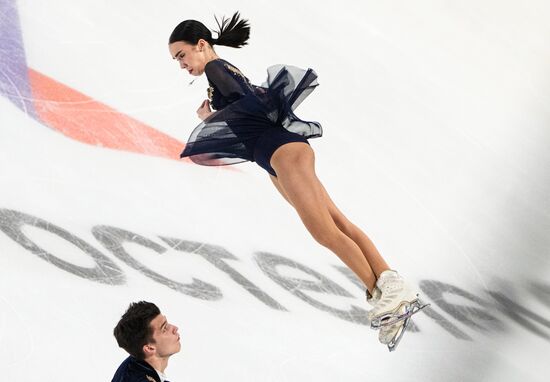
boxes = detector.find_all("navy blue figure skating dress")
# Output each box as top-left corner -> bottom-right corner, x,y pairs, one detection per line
179,59 -> 322,176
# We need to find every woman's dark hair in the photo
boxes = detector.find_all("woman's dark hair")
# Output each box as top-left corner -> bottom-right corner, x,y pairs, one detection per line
169,11 -> 250,48
113,301 -> 161,360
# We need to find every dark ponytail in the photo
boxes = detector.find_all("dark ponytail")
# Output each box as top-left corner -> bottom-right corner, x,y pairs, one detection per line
169,11 -> 250,49
212,12 -> 250,48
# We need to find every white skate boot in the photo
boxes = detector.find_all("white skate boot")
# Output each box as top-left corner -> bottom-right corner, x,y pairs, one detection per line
367,270 -> 428,351
367,287 -> 401,348
366,286 -> 381,307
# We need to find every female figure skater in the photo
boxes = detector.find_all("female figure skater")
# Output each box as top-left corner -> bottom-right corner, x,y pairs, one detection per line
169,12 -> 423,350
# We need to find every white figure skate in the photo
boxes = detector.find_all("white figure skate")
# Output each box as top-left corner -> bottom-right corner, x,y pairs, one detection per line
367,286 -> 407,349
366,286 -> 381,307
367,270 -> 429,351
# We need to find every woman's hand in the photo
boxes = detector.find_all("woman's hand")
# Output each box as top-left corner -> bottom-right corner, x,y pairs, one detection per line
197,99 -> 213,121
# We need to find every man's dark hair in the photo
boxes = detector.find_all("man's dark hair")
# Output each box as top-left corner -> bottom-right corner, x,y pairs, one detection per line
113,301 -> 161,360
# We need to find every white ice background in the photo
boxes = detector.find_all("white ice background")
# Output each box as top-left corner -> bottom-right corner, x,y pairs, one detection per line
1,1 -> 549,381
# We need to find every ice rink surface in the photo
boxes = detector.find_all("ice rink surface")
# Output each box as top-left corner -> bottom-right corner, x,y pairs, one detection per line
1,0 -> 549,381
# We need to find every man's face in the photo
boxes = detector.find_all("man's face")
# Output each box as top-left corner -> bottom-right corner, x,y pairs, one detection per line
148,314 -> 181,357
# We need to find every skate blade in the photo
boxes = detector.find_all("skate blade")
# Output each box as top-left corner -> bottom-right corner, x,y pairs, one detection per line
370,300 -> 430,329
387,316 -> 411,352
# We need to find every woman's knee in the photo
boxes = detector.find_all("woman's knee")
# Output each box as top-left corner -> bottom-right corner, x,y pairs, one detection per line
309,228 -> 334,248
306,223 -> 344,249
322,188 -> 359,238
332,213 -> 357,237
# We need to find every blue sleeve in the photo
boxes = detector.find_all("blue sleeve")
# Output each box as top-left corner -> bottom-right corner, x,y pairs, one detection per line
204,60 -> 248,98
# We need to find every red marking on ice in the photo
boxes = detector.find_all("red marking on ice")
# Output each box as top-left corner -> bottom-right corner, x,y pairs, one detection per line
27,68 -> 189,162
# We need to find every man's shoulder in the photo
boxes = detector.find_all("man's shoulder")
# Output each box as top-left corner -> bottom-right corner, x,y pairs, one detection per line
111,356 -> 161,382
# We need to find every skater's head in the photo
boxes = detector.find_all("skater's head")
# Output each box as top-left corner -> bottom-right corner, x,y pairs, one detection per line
168,12 -> 250,76
113,301 -> 181,361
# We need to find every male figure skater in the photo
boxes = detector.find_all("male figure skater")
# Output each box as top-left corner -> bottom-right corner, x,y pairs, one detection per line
112,301 -> 181,382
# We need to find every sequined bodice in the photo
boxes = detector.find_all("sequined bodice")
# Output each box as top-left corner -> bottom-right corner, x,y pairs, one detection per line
205,59 -> 256,110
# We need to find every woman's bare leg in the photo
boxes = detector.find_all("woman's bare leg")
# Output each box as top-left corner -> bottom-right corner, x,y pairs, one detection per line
271,174 -> 390,277
318,183 -> 390,277
269,175 -> 294,207
270,142 -> 377,292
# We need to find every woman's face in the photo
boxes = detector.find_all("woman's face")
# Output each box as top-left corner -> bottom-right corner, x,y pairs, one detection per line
169,40 -> 209,76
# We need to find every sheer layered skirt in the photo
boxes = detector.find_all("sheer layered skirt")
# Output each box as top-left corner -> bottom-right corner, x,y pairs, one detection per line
180,65 -> 323,167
